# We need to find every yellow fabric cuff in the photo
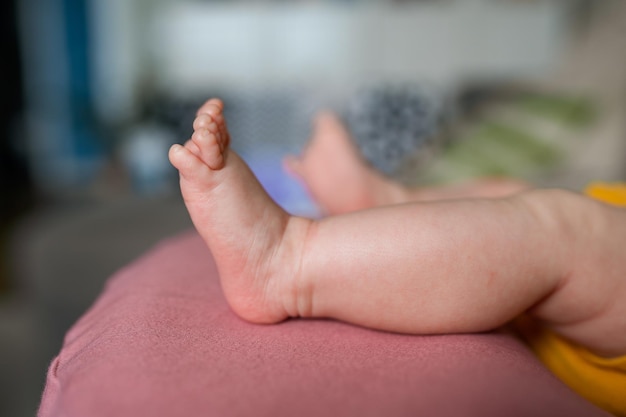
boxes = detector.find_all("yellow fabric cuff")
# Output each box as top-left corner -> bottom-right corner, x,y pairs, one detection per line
584,182 -> 626,206
514,316 -> 626,416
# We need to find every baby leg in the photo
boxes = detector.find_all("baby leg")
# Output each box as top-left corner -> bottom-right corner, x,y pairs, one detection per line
171,98 -> 624,357
299,192 -> 567,334
285,111 -> 529,214
303,189 -> 626,356
170,98 -> 561,332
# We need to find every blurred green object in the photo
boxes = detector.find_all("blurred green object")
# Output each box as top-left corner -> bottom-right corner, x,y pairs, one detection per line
414,90 -> 596,185
421,121 -> 562,183
517,93 -> 596,128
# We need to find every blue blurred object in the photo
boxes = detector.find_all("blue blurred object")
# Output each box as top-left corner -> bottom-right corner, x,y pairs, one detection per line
241,147 -> 318,218
19,0 -> 105,194
121,124 -> 177,196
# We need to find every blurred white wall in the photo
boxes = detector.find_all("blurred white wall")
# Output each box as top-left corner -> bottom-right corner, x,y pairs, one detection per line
89,0 -> 571,124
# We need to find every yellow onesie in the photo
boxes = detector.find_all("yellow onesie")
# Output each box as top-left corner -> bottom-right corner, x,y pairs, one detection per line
516,182 -> 626,416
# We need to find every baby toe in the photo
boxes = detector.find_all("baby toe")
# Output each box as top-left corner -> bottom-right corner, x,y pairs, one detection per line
192,129 -> 224,170
193,114 -> 213,131
197,98 -> 224,117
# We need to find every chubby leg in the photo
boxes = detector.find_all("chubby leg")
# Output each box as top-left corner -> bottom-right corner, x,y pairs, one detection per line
301,193 -> 565,334
171,99 -> 626,357
284,111 -> 529,214
307,190 -> 626,356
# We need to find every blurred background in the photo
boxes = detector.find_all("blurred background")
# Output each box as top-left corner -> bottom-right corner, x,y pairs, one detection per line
1,0 -> 625,415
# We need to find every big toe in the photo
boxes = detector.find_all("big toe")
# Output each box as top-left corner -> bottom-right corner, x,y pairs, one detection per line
169,144 -> 195,174
197,98 -> 224,117
169,143 -> 219,195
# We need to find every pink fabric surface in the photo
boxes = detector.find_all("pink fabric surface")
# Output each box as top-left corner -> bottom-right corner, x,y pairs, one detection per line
39,232 -> 609,417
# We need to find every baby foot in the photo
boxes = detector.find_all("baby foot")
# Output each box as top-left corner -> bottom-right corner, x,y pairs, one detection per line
284,111 -> 404,215
169,98 -> 311,323
285,111 -> 530,212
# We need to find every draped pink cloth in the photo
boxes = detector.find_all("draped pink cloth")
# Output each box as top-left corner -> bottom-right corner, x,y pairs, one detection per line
39,232 -> 608,417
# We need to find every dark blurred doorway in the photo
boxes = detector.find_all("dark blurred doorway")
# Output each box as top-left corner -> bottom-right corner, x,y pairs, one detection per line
1,0 -> 31,292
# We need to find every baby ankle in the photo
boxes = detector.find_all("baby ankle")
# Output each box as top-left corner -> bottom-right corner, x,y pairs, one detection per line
280,217 -> 316,318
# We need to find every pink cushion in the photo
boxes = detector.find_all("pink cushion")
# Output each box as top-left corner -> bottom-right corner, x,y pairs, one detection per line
39,232 -> 607,417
